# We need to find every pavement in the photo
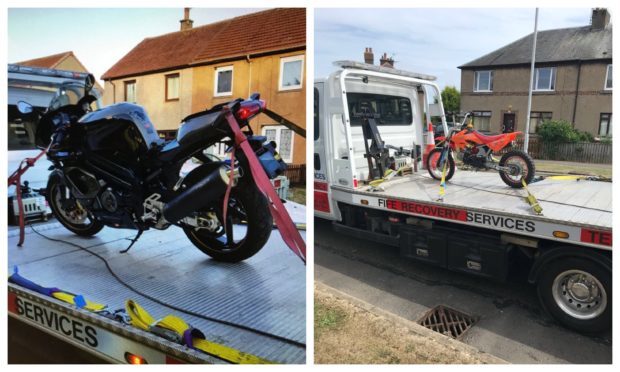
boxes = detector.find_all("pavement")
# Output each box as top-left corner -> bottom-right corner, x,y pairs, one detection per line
314,219 -> 611,364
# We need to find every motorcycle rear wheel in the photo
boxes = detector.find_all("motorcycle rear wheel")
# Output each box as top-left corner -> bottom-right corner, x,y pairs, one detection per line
47,177 -> 104,236
499,150 -> 535,188
183,178 -> 273,262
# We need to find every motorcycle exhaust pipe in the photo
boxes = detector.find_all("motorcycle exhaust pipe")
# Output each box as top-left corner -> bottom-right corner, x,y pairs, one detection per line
162,164 -> 230,223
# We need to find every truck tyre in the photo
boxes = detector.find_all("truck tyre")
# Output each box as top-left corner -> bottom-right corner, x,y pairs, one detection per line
426,148 -> 455,181
184,177 -> 273,263
47,177 -> 104,236
499,150 -> 535,188
537,257 -> 611,333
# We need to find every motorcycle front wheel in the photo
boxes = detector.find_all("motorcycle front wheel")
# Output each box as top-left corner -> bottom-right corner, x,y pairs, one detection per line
499,150 -> 535,188
47,177 -> 104,236
183,178 -> 273,262
426,147 -> 455,181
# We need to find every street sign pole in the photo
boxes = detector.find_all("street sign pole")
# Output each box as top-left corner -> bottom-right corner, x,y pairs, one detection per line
524,8 -> 539,153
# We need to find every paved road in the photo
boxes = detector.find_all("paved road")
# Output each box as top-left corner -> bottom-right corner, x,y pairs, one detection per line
314,219 -> 611,364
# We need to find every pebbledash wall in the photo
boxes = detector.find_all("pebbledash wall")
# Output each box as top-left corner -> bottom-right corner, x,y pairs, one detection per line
101,50 -> 306,165
460,62 -> 612,135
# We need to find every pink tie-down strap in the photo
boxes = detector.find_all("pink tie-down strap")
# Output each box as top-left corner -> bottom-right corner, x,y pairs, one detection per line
224,110 -> 306,264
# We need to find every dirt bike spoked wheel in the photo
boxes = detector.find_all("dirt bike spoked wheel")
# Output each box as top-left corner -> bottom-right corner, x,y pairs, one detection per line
183,178 -> 273,263
498,150 -> 535,188
427,147 -> 455,181
47,178 -> 104,236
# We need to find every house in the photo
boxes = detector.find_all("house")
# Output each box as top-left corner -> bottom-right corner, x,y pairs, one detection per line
16,51 -> 104,92
459,8 -> 612,137
101,8 -> 306,166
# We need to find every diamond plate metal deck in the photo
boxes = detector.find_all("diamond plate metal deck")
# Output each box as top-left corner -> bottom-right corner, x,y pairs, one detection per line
7,204 -> 306,364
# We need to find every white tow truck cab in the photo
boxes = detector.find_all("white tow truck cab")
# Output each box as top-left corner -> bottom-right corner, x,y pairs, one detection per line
314,61 -> 612,333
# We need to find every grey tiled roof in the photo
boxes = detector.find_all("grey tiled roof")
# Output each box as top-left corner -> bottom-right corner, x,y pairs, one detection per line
459,25 -> 612,68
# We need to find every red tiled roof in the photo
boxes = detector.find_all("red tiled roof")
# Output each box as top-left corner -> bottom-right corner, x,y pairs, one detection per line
101,8 -> 305,80
16,51 -> 74,68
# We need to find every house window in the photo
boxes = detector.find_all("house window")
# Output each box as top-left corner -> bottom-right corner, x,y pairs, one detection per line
262,125 -> 294,163
605,64 -> 612,90
599,113 -> 612,137
165,73 -> 180,101
214,66 -> 233,96
472,111 -> 492,131
529,111 -> 552,134
474,71 -> 493,92
279,55 -> 304,91
124,80 -> 136,103
534,67 -> 556,91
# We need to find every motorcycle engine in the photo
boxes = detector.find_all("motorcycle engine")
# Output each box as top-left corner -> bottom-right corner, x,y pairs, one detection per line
462,148 -> 487,168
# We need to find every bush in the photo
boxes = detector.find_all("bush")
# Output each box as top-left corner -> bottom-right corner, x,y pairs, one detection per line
537,120 -> 593,143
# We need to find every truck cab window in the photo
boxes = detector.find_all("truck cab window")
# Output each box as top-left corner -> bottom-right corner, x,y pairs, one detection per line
347,93 -> 412,126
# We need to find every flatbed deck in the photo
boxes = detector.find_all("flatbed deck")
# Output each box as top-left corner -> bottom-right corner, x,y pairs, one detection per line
332,170 -> 611,250
7,202 -> 306,364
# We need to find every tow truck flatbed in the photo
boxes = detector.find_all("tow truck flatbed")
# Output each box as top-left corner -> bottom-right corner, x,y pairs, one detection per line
332,171 -> 611,250
8,203 -> 306,364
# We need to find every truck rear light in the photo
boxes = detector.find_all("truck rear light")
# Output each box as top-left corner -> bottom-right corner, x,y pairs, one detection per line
553,231 -> 570,239
125,352 -> 148,364
360,199 -> 369,205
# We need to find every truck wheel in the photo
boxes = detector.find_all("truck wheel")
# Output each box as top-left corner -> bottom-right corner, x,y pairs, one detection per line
537,257 -> 611,333
183,179 -> 273,263
499,150 -> 535,188
47,177 -> 104,236
426,148 -> 455,181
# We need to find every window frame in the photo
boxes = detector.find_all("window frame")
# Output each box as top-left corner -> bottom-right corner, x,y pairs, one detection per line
604,64 -> 612,90
124,80 -> 136,103
529,111 -> 553,134
472,111 -> 492,131
534,67 -> 556,91
473,70 -> 493,92
214,66 -> 233,97
598,113 -> 612,137
165,73 -> 180,102
261,124 -> 295,163
279,55 -> 305,91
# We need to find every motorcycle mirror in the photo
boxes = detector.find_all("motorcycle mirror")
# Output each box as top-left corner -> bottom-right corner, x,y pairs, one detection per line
16,101 -> 34,114
85,74 -> 95,93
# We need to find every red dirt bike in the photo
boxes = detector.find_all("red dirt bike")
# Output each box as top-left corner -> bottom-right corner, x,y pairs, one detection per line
426,112 -> 535,188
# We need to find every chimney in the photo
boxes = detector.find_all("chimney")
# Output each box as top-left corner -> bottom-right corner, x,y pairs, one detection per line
363,47 -> 374,65
180,8 -> 194,31
379,52 -> 395,68
591,8 -> 610,30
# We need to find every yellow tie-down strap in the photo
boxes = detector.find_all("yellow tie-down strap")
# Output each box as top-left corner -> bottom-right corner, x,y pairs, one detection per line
51,292 -> 107,312
125,300 -> 273,364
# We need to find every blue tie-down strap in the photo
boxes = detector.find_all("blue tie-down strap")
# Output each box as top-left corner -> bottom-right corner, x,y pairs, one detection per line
8,266 -> 60,297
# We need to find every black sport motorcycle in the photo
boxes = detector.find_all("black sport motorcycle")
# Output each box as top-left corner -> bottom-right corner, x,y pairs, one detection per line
17,74 -> 288,262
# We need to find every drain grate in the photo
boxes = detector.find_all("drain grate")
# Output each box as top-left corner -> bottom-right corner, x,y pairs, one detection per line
418,305 -> 477,339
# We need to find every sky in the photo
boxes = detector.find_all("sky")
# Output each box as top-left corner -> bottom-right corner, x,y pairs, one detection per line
315,8 -> 596,89
8,8 -> 265,85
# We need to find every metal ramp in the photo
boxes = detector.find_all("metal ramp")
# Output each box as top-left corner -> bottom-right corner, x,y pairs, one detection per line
8,210 -> 306,363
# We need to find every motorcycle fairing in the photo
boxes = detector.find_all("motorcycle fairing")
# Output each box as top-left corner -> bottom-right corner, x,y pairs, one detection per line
452,130 -> 520,152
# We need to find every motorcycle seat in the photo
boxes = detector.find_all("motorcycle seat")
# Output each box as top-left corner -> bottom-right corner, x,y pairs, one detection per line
471,130 -> 507,144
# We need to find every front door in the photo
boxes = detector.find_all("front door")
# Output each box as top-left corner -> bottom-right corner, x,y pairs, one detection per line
502,113 -> 516,133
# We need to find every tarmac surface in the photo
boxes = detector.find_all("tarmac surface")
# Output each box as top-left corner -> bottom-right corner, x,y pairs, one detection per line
315,219 -> 611,364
